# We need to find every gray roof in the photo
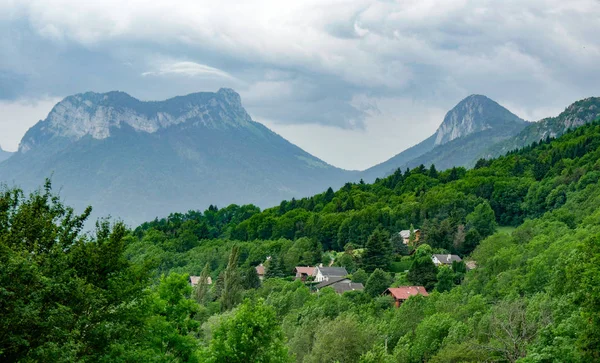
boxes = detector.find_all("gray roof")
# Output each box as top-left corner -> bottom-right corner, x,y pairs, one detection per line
432,254 -> 462,264
317,266 -> 348,277
316,278 -> 364,294
331,282 -> 364,294
316,277 -> 349,289
399,229 -> 419,238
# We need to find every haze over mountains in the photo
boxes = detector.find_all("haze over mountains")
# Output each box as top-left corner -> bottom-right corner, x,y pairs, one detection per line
0,89 -> 355,224
1,89 -> 599,225
0,146 -> 12,163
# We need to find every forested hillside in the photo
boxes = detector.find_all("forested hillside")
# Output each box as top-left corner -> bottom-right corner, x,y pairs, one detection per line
3,120 -> 600,361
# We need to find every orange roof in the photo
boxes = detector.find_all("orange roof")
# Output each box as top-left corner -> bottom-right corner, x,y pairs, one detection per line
385,286 -> 428,300
295,266 -> 316,275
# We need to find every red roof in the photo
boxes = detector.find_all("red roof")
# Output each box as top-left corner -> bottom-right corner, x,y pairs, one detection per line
385,286 -> 428,300
295,266 -> 316,276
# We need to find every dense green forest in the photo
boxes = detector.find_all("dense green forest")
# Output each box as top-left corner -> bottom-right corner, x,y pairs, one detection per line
3,120 -> 600,361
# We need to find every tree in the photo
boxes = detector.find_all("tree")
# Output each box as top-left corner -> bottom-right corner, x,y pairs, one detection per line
352,269 -> 369,285
453,224 -> 466,253
305,314 -> 372,363
363,228 -> 392,272
408,223 -> 417,247
194,263 -> 213,304
428,164 -> 439,179
203,299 -> 288,363
220,246 -> 243,311
242,265 -> 261,290
0,182 -> 150,361
147,273 -> 200,360
365,269 -> 393,297
266,255 -> 286,279
466,201 -> 497,238
407,244 -> 438,291
435,266 -> 454,292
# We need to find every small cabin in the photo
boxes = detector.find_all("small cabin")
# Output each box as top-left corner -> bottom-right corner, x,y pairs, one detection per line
384,286 -> 428,307
398,229 -> 421,245
294,266 -> 316,281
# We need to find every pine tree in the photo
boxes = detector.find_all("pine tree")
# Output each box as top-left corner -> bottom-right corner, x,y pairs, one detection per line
266,255 -> 286,278
365,268 -> 392,297
193,263 -> 212,304
362,228 -> 392,272
221,246 -> 243,311
428,164 -> 439,179
324,187 -> 335,203
241,265 -> 261,290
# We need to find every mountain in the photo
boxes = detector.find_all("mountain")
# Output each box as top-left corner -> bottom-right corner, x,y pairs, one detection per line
481,97 -> 600,158
0,145 -> 13,163
362,94 -> 527,180
0,89 -> 356,224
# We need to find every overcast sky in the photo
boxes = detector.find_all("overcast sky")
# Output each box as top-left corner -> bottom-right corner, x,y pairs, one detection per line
1,0 -> 599,170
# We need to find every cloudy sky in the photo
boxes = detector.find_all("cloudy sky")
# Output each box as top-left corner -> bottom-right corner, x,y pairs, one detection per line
1,0 -> 599,170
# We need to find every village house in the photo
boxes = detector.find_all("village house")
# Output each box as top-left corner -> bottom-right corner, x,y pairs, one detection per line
189,275 -> 212,287
399,229 -> 421,245
465,260 -> 477,270
384,286 -> 428,307
294,266 -> 316,281
432,254 -> 462,266
255,263 -> 266,280
314,266 -> 348,282
316,277 -> 364,294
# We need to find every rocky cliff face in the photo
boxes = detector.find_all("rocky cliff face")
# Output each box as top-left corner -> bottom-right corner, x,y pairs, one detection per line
18,88 -> 252,153
434,94 -> 525,146
362,94 -> 526,181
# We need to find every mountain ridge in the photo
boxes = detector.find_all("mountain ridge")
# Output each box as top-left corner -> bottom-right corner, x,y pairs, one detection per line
362,94 -> 526,181
18,88 -> 252,153
1,89 -> 356,224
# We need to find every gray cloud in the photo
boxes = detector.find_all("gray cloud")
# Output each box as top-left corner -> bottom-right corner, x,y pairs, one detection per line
0,0 -> 599,167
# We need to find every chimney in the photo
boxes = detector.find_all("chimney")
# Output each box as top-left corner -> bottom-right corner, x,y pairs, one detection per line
447,254 -> 451,262
319,263 -> 323,267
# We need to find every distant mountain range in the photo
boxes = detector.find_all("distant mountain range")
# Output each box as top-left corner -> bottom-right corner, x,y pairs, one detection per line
362,95 -> 527,181
0,89 -> 356,224
1,89 -> 599,224
0,146 -> 13,163
361,95 -> 600,181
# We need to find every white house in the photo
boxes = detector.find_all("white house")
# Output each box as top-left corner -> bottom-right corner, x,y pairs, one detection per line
314,266 -> 348,282
432,254 -> 462,266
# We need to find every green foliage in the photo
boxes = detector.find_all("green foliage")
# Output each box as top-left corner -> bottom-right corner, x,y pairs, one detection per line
466,201 -> 497,238
435,266 -> 455,292
365,268 -> 393,297
352,268 -> 369,284
407,244 -> 438,291
7,118 -> 600,362
363,227 -> 392,272
221,246 -> 243,311
202,299 -> 289,363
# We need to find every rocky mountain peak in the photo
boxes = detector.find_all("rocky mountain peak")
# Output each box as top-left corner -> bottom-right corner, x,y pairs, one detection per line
18,89 -> 253,153
433,94 -> 525,146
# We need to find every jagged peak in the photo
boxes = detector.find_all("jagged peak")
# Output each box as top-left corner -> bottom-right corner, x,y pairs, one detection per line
434,94 -> 524,146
